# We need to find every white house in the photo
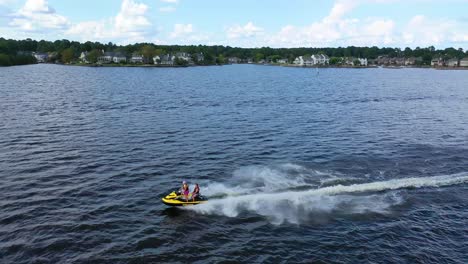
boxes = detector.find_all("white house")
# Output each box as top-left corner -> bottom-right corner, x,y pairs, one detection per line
277,58 -> 288,64
79,51 -> 89,63
195,53 -> 204,63
113,53 -> 127,63
446,58 -> 459,67
303,57 -> 314,66
228,57 -> 240,64
311,54 -> 330,65
33,52 -> 48,63
460,57 -> 468,67
293,56 -> 304,65
405,57 -> 422,66
431,57 -> 444,66
358,58 -> 368,66
98,52 -> 113,63
154,54 -> 174,65
130,54 -> 144,63
175,52 -> 191,61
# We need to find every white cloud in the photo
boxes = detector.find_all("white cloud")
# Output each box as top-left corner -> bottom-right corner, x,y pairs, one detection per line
169,23 -> 193,38
66,0 -> 152,43
9,0 -> 69,31
0,0 -> 17,6
402,15 -> 455,46
263,0 -> 404,47
115,0 -> 150,33
160,0 -> 178,3
166,23 -> 212,44
226,22 -> 264,39
159,6 -> 176,12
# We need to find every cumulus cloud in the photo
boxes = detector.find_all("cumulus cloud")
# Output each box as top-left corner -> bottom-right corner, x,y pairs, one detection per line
9,0 -> 69,31
169,23 -> 193,38
167,23 -> 211,44
226,22 -> 264,39
66,0 -> 152,43
264,0 -> 399,47
402,15 -> 457,46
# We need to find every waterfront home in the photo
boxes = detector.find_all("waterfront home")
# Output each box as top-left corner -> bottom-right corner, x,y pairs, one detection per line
343,57 -> 366,66
79,51 -> 89,63
460,57 -> 468,67
33,52 -> 48,63
446,58 -> 459,67
293,56 -> 314,66
98,52 -> 114,64
153,55 -> 161,64
343,57 -> 354,66
376,55 -> 390,65
311,54 -> 329,65
293,56 -> 304,65
175,52 -> 191,61
130,54 -> 144,63
277,58 -> 288,64
195,53 -> 204,63
228,57 -> 241,64
431,57 -> 444,66
154,54 -> 175,65
390,57 -> 405,65
303,57 -> 314,66
405,57 -> 422,66
247,58 -> 253,63
113,52 -> 127,63
358,58 -> 368,66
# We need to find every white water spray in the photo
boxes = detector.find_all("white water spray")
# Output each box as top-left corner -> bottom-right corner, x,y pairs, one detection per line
190,166 -> 468,225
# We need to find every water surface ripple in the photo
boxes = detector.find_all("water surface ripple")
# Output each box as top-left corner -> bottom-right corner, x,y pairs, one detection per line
0,64 -> 467,263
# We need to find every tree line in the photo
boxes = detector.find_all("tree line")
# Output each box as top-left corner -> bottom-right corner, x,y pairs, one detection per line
1,37 -> 467,66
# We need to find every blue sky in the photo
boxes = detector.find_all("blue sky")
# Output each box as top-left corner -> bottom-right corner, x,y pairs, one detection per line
1,0 -> 467,49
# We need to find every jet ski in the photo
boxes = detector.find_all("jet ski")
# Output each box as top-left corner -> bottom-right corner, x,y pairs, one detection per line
162,191 -> 207,206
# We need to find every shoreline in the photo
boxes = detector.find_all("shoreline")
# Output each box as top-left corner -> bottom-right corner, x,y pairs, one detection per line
7,62 -> 468,70
255,63 -> 468,70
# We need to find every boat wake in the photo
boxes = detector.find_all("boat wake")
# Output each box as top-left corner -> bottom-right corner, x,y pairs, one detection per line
188,164 -> 468,225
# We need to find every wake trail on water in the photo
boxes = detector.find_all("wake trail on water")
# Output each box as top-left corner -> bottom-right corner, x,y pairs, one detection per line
188,165 -> 468,225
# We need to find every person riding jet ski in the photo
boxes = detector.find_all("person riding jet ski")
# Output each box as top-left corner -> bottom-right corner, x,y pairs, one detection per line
178,181 -> 190,201
192,183 -> 200,201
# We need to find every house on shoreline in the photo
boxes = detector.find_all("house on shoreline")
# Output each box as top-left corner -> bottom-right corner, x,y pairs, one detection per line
130,54 -> 144,64
294,54 -> 329,66
460,57 -> 468,67
153,54 -> 175,65
431,57 -> 444,67
33,52 -> 48,63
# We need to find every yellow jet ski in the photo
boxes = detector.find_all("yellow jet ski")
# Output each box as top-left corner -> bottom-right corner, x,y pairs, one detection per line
162,191 -> 207,206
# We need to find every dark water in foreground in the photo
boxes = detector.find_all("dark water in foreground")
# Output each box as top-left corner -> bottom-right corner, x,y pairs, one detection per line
1,64 -> 467,263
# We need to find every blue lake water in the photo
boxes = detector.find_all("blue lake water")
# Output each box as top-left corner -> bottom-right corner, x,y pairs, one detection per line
0,64 -> 467,263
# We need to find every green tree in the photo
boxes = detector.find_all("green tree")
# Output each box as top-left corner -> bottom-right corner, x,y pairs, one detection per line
254,53 -> 264,62
269,55 -> 281,63
0,54 -> 12,66
141,45 -> 155,63
87,49 -> 102,63
216,54 -> 225,64
329,57 -> 341,65
174,57 -> 188,66
61,48 -> 75,63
